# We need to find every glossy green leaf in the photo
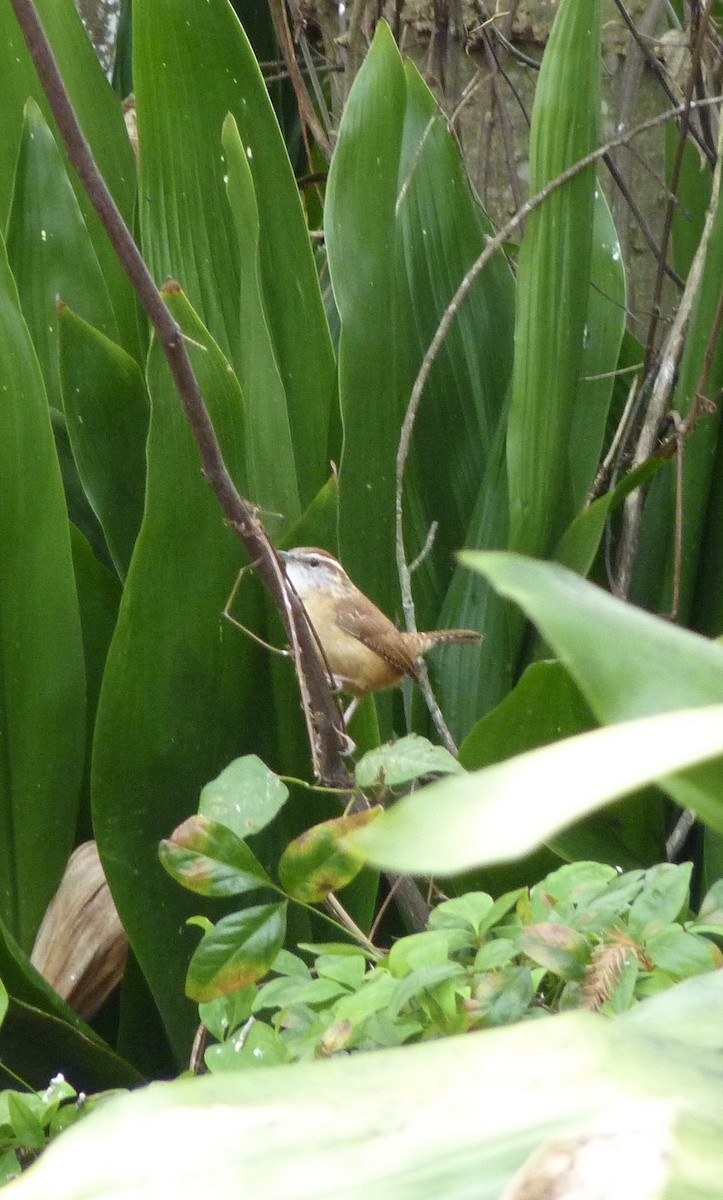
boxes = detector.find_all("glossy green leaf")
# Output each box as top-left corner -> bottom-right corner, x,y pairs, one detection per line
134,0 -> 334,504
205,1019 -> 289,1072
91,287 -> 263,1061
566,187 -> 626,511
352,705 -> 723,875
461,661 -> 593,770
199,986 -> 256,1042
58,307 -> 148,580
461,551 -> 723,823
0,233 -> 85,950
0,996 -> 140,1093
6,1095 -> 44,1151
325,22 -> 406,618
278,810 -> 381,904
355,735 -> 462,789
462,553 -> 723,717
460,661 -> 666,870
159,815 -> 273,897
634,167 -> 723,624
627,863 -> 692,940
644,927 -> 717,977
473,968 -> 535,1027
554,456 -> 662,577
69,526 -> 121,829
199,756 -> 289,841
507,0 -> 602,557
6,101 -> 118,414
12,977 -> 723,1200
0,0 -> 139,357
392,62 -> 514,626
668,133 -> 712,281
327,24 -> 513,625
221,114 -> 300,534
517,925 -> 590,981
387,964 -> 465,1021
186,903 -> 287,1003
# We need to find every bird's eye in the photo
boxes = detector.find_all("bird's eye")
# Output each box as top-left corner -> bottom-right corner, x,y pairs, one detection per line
309,556 -> 320,568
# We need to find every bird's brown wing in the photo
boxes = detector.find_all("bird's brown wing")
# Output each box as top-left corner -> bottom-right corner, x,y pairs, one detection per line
336,605 -> 419,679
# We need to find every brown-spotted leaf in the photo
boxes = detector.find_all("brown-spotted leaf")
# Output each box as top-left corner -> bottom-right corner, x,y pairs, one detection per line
159,815 -> 273,897
517,924 -> 592,981
186,903 -> 287,1003
278,810 -> 382,904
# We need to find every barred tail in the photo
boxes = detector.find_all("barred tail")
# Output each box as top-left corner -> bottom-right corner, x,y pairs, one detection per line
418,628 -> 481,654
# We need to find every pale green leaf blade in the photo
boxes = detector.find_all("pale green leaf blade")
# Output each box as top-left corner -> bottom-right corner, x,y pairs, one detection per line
352,705 -> 723,876
0,234 -> 85,950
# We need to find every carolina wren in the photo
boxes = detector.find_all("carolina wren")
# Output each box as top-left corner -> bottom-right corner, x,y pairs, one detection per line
279,547 -> 480,699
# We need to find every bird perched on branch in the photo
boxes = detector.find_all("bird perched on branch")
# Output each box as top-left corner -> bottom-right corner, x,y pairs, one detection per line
279,547 -> 480,706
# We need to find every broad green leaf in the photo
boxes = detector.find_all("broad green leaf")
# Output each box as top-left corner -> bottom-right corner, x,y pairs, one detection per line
355,735 -> 462,789
516,925 -> 590,981
6,1094 -> 44,1150
393,62 -> 514,627
159,814 -> 273,897
668,133 -> 712,281
199,756 -> 289,841
278,811 -> 381,904
351,705 -> 723,875
11,980 -> 723,1200
51,409 -> 108,566
221,114 -> 300,534
696,879 -> 723,927
435,415 -> 516,736
627,863 -> 692,940
460,661 -> 593,770
462,552 -> 723,717
69,526 -> 121,821
428,893 -> 495,936
326,21 -> 406,619
387,964 -> 466,1021
0,233 -> 85,950
472,968 -> 535,1027
634,168 -> 723,624
327,25 -> 513,628
507,0 -> 602,557
460,660 -> 665,871
0,1152 -> 20,1186
199,986 -> 256,1042
644,927 -> 718,977
0,0 -> 140,358
92,287 -> 263,1061
134,0 -> 334,504
316,954 -> 366,991
205,1020 -> 289,1072
58,307 -> 148,580
0,994 -> 140,1093
473,941 -> 516,972
566,187 -> 626,512
6,101 -> 118,414
186,903 -> 287,1003
461,551 -> 723,822
555,457 -> 662,578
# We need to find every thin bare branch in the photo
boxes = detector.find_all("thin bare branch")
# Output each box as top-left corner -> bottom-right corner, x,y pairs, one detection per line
395,95 -> 723,652
11,0 -> 434,933
615,109 -> 723,597
267,0 -> 332,160
642,0 -> 718,376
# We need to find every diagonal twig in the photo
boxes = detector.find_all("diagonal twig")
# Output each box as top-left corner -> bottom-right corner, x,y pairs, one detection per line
9,0 -> 432,932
